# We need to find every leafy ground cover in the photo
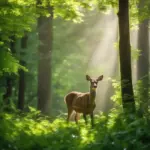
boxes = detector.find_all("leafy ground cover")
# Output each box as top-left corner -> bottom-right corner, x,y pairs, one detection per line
0,107 -> 150,150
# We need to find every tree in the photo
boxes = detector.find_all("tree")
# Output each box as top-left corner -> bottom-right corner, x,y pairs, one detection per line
0,0 -> 95,113
18,32 -> 28,110
117,0 -> 135,112
137,0 -> 149,115
37,1 -> 53,114
36,0 -> 93,114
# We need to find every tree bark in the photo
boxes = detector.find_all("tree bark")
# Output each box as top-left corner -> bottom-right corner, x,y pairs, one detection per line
118,0 -> 135,112
37,3 -> 53,114
137,18 -> 149,115
18,33 -> 28,110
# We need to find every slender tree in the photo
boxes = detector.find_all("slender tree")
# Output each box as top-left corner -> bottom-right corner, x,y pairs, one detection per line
137,21 -> 149,94
18,32 -> 28,110
117,0 -> 135,112
37,1 -> 53,114
137,0 -> 149,115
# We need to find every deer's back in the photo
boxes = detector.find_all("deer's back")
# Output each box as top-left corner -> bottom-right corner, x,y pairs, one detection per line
72,92 -> 96,114
65,91 -> 96,114
64,91 -> 81,106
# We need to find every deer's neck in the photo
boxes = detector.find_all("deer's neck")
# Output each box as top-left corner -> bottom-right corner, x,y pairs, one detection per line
89,88 -> 96,104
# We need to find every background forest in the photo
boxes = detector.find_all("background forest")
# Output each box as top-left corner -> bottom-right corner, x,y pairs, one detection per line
1,0 -> 150,150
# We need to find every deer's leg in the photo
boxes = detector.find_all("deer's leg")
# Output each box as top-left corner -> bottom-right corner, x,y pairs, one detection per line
67,107 -> 73,123
90,112 -> 94,127
83,113 -> 87,125
75,112 -> 80,124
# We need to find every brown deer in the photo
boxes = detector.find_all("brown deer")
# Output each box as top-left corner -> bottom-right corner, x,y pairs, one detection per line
64,75 -> 103,127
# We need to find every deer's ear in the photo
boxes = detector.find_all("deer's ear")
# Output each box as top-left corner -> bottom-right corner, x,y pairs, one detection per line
97,75 -> 103,81
86,75 -> 91,81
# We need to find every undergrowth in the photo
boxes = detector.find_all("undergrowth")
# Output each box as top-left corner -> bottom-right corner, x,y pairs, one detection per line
0,107 -> 150,150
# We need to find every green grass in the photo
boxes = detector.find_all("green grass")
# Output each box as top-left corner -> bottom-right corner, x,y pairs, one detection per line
0,108 -> 150,150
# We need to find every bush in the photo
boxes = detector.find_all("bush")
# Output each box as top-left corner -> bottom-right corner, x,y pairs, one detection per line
0,107 -> 150,150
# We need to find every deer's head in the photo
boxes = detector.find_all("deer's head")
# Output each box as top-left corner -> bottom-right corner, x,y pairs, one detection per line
86,75 -> 103,89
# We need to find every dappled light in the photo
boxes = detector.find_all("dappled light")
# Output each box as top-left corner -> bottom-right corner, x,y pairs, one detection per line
1,0 -> 150,149
1,109 -> 150,150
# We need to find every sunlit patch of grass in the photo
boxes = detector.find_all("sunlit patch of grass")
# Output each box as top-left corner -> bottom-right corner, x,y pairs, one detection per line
0,108 -> 150,150
80,127 -> 89,142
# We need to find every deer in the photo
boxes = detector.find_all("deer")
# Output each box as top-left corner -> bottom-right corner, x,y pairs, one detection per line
64,75 -> 103,127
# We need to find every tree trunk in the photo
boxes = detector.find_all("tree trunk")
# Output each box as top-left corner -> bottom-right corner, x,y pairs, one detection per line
37,3 -> 53,114
3,78 -> 12,105
137,19 -> 149,114
18,33 -> 28,110
118,0 -> 135,112
3,36 -> 15,105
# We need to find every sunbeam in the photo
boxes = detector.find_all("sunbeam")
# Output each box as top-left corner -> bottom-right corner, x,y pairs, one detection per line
86,10 -> 118,112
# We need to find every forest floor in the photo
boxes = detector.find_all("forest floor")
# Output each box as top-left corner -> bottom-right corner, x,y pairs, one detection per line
0,108 -> 150,150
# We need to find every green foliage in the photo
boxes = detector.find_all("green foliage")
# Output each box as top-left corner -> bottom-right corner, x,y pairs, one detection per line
1,1 -> 150,149
52,0 -> 84,23
110,75 -> 150,116
110,78 -> 122,107
96,0 -> 150,29
0,50 -> 27,76
37,0 -> 97,23
114,42 -> 141,61
0,0 -> 37,42
138,0 -> 150,23
97,0 -> 118,12
0,0 -> 95,75
131,46 -> 141,61
0,0 -> 37,75
130,0 -> 150,29
1,108 -> 150,150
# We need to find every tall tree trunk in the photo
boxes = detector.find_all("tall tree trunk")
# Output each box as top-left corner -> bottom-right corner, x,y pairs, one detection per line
3,36 -> 15,105
137,19 -> 149,113
18,33 -> 28,110
37,3 -> 53,114
118,0 -> 135,112
137,0 -> 149,115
